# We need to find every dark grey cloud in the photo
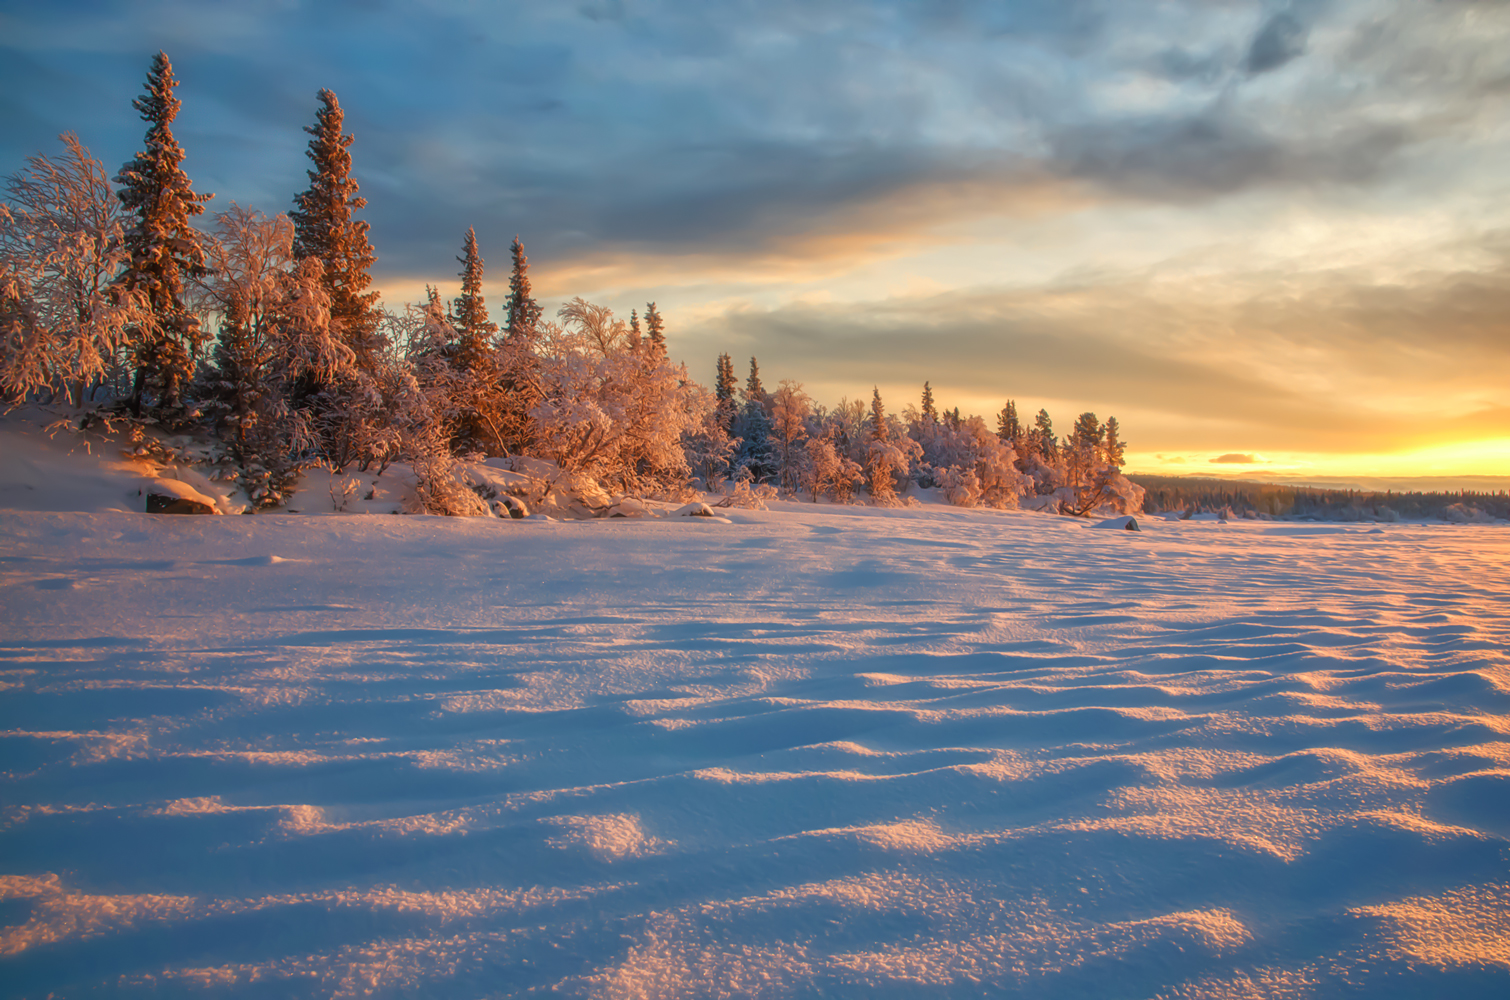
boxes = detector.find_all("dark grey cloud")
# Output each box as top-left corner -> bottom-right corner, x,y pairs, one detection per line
1050,110 -> 1409,198
1244,11 -> 1308,75
0,0 -> 1504,282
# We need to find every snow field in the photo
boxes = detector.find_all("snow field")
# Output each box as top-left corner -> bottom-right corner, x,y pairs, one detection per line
1,503 -> 1509,998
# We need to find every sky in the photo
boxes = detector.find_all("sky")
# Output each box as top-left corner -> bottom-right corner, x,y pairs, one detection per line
2,0 -> 1508,482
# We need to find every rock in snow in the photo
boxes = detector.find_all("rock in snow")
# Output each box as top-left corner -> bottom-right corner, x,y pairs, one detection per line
1093,514 -> 1139,530
492,496 -> 529,519
673,501 -> 716,517
144,477 -> 221,515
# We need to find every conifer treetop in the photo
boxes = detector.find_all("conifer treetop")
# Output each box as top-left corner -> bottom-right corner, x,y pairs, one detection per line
871,387 -> 890,442
715,354 -> 737,403
113,50 -> 213,411
644,302 -> 666,354
452,226 -> 497,353
745,356 -> 765,406
505,236 -> 542,342
115,51 -> 212,275
1103,415 -> 1126,467
997,399 -> 1019,442
290,88 -> 380,359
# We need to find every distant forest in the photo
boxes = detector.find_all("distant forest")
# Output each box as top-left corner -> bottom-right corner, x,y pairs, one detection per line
1133,476 -> 1510,523
1,52 -> 1144,517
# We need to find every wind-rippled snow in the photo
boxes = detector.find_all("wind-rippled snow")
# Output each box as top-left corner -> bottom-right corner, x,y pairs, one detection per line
2,505 -> 1508,998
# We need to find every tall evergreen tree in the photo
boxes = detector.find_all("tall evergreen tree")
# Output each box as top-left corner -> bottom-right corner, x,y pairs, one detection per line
290,89 -> 381,369
629,308 -> 641,351
997,399 -> 1019,442
451,227 -> 497,370
715,353 -> 738,431
870,386 -> 890,442
1102,416 -> 1125,468
921,381 -> 937,423
114,51 -> 212,413
744,356 -> 766,408
504,237 -> 542,342
644,302 -> 666,355
733,356 -> 775,482
1034,408 -> 1056,455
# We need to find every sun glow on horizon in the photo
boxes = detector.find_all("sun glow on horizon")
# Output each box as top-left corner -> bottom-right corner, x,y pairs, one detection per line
1129,437 -> 1510,487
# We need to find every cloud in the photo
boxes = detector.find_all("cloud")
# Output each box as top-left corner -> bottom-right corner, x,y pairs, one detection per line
1048,107 -> 1412,200
682,251 -> 1510,455
4,0 -> 1506,290
1211,453 -> 1261,464
1244,11 -> 1308,75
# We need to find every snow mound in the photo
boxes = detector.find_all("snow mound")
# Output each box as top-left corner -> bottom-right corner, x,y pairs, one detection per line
142,476 -> 222,514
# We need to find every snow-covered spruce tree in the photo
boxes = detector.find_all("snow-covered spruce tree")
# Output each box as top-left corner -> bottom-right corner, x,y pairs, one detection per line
1033,408 -> 1057,460
997,399 -> 1019,443
745,355 -> 765,403
1102,415 -> 1125,469
492,235 -> 543,454
290,89 -> 383,372
769,379 -> 812,495
628,308 -> 642,352
644,301 -> 666,355
504,236 -> 542,344
920,381 -> 937,424
865,387 -> 920,505
0,134 -> 148,405
114,52 -> 213,414
714,352 -> 739,432
444,227 -> 504,455
732,356 -> 776,483
452,228 -> 497,364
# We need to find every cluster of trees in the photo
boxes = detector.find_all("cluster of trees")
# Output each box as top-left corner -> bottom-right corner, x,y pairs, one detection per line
0,52 -> 1138,517
1135,476 -> 1510,522
709,361 -> 1137,514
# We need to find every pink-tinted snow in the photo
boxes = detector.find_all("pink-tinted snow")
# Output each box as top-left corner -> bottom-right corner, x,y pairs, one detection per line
2,431 -> 1509,997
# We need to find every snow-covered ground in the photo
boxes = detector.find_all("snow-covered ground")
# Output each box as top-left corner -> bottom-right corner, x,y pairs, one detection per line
2,418 -> 1509,998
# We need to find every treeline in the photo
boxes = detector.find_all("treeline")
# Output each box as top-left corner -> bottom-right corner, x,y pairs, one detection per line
0,52 -> 1138,517
1134,476 -> 1510,523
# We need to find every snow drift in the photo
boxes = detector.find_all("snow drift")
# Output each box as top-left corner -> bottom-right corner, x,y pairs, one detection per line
1,414 -> 1508,998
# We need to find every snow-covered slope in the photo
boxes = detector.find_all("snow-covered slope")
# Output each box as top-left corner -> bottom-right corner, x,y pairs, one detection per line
2,497 -> 1508,998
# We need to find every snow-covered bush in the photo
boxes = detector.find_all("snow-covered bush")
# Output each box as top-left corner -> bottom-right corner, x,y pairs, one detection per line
0,134 -> 148,405
804,435 -> 864,503
531,320 -> 703,498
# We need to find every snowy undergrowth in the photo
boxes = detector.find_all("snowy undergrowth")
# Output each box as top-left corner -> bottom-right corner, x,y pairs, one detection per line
2,422 -> 1509,998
